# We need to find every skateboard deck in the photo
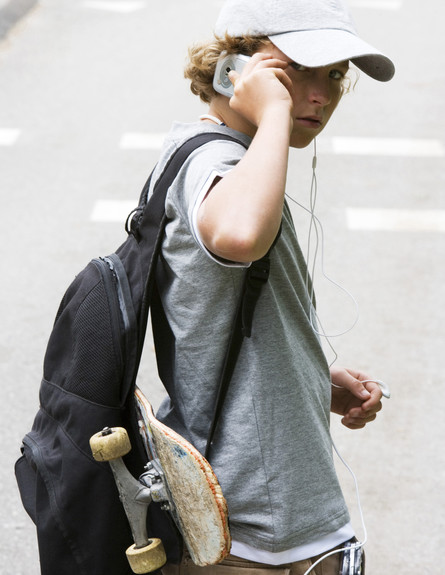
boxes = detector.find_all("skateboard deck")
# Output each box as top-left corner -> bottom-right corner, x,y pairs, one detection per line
134,387 -> 231,567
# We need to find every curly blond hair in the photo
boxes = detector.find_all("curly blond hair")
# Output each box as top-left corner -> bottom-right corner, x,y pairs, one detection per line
184,34 -> 354,103
184,34 -> 270,104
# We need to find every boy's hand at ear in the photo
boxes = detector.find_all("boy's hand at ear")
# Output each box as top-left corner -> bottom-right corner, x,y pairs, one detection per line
228,53 -> 294,131
330,366 -> 383,429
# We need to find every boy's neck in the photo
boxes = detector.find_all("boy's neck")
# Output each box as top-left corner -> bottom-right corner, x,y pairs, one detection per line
207,97 -> 256,138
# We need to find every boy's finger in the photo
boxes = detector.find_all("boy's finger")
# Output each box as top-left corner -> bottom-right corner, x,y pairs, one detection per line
273,68 -> 294,93
228,70 -> 240,86
254,57 -> 290,71
341,373 -> 372,402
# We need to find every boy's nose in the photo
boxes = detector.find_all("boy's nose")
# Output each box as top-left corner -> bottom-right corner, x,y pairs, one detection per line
308,75 -> 332,106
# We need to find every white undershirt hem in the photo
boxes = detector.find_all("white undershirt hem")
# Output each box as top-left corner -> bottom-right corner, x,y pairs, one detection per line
230,523 -> 355,565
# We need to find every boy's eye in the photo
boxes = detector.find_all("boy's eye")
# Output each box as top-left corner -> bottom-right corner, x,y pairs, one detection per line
289,62 -> 307,72
329,69 -> 346,80
288,61 -> 348,80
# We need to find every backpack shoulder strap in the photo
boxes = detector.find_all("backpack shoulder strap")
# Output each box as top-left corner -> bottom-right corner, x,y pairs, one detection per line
140,132 -> 248,210
204,232 -> 280,460
129,132 -> 248,389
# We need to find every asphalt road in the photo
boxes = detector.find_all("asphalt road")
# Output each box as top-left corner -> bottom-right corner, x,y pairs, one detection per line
1,1 -> 444,573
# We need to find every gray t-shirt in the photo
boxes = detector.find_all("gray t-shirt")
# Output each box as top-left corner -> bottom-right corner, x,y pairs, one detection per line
150,121 -> 350,552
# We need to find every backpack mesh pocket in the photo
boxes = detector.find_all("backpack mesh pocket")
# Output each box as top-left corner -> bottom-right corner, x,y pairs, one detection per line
65,279 -> 122,405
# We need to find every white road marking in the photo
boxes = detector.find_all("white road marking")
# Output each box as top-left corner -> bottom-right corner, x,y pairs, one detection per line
91,203 -> 445,233
120,132 -> 167,150
94,133 -> 444,228
90,200 -> 136,222
119,133 -> 444,158
346,208 -> 445,232
83,1 -> 145,13
349,0 -> 402,9
0,128 -> 20,146
330,137 -> 444,157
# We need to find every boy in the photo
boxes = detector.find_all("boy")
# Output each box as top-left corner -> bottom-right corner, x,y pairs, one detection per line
152,0 -> 395,573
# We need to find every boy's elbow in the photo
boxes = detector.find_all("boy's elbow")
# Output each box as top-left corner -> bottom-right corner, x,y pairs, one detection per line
202,226 -> 271,263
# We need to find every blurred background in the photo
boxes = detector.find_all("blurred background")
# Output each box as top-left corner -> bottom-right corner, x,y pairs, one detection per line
1,0 -> 444,573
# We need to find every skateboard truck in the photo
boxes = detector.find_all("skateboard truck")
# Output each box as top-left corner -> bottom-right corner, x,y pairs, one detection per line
140,460 -> 171,512
90,427 -> 168,574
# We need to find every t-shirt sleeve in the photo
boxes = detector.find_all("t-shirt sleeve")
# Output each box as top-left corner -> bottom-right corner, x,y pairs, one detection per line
171,139 -> 251,268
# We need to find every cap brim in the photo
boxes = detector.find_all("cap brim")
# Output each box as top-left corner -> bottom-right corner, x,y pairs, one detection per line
270,29 -> 395,82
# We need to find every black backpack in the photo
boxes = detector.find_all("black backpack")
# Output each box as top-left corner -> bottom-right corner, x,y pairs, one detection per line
14,132 -> 260,575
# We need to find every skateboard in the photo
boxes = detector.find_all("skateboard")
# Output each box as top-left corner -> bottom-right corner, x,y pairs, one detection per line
90,386 -> 231,574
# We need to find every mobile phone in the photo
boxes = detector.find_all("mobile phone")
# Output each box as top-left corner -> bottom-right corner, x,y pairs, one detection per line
339,540 -> 365,575
213,53 -> 250,97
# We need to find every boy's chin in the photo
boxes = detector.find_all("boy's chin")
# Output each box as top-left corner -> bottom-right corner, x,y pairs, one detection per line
290,138 -> 316,149
290,130 -> 321,149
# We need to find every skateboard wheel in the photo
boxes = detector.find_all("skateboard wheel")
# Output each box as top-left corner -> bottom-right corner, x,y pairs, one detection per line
126,538 -> 167,574
89,427 -> 131,461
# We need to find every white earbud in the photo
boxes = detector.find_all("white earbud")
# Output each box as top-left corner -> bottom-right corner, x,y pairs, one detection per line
361,379 -> 391,399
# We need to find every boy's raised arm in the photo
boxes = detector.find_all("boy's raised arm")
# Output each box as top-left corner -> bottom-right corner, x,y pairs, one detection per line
197,54 -> 294,263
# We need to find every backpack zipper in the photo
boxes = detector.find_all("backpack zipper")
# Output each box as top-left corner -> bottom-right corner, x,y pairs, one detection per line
94,254 -> 138,402
101,255 -> 132,332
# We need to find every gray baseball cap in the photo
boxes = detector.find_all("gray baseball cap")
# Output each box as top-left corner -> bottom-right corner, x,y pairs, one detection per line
215,0 -> 395,81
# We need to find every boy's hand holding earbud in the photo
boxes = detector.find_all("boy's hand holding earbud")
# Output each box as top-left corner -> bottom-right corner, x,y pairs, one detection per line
330,366 -> 383,429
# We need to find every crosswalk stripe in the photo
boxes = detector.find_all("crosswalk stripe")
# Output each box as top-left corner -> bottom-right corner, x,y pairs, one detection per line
0,128 -> 20,146
331,137 -> 444,157
346,208 -> 445,232
90,200 -> 136,222
349,0 -> 403,9
119,132 -> 167,150
83,1 -> 145,13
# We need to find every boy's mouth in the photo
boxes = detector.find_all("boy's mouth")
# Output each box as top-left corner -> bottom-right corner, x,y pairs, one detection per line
296,116 -> 322,128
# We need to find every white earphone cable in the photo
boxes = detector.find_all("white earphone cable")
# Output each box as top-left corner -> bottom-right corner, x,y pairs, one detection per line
285,138 -> 360,342
287,140 -> 367,574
